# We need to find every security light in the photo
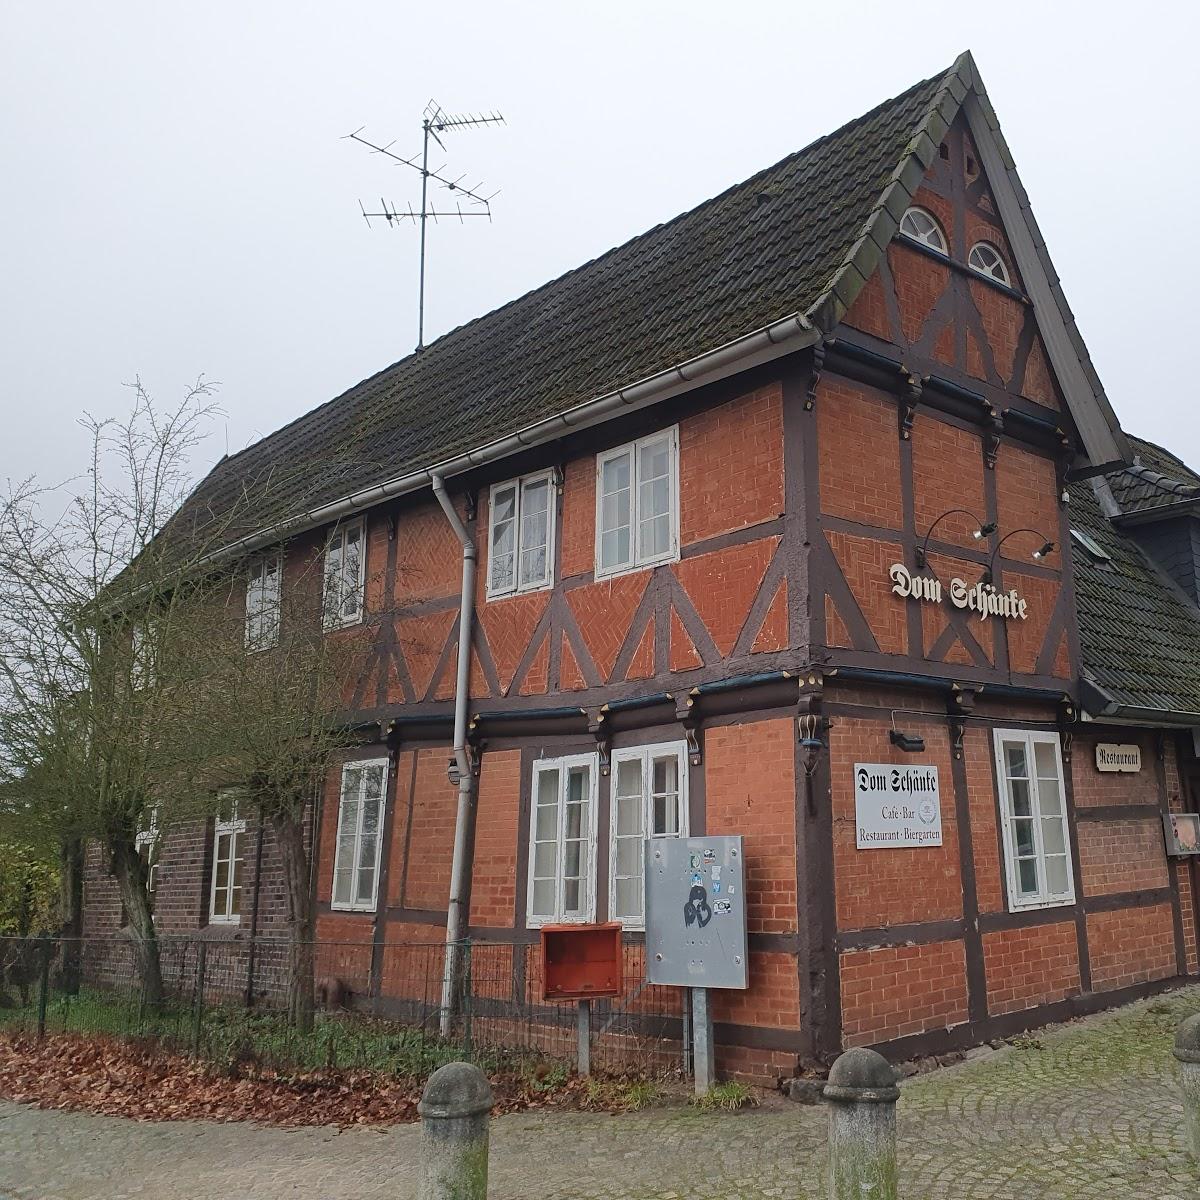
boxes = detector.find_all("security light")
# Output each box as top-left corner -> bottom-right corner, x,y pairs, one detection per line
889,729 -> 926,753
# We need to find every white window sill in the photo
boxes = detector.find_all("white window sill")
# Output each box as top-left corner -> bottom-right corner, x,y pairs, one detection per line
526,913 -> 595,929
594,553 -> 677,583
208,915 -> 241,927
486,580 -> 552,604
331,901 -> 378,914
1008,894 -> 1075,913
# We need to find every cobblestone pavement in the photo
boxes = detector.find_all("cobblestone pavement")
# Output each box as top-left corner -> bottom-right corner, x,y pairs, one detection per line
3,987 -> 1200,1199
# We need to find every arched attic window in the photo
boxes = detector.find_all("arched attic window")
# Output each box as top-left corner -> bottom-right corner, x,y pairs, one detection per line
899,206 -> 948,254
968,241 -> 1011,285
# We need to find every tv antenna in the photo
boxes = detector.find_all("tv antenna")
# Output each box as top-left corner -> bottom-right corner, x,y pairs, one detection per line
346,100 -> 504,351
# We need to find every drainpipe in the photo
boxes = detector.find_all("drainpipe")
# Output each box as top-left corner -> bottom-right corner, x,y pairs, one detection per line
431,473 -> 477,1036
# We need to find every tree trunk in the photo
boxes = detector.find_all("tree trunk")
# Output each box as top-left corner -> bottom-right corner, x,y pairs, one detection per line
111,838 -> 163,1008
271,809 -> 314,1032
57,837 -> 84,994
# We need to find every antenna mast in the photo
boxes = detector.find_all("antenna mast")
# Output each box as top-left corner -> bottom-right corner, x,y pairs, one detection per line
346,100 -> 504,351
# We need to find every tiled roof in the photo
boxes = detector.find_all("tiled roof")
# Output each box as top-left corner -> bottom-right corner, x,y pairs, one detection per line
1074,436 -> 1200,718
167,63 -> 965,553
1106,438 -> 1200,516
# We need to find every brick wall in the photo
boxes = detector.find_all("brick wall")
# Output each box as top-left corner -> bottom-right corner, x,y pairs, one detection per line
817,379 -> 901,528
1086,903 -> 1177,991
840,940 -> 968,1046
470,749 -> 522,928
830,716 -> 963,930
982,921 -> 1080,1016
387,746 -> 456,911
1076,819 -> 1169,897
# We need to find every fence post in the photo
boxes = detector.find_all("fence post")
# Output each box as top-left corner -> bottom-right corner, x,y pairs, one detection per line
35,939 -> 52,1040
576,999 -> 591,1076
418,1062 -> 493,1200
823,1047 -> 899,1200
459,939 -> 473,1055
191,940 -> 208,1057
1175,1013 -> 1200,1160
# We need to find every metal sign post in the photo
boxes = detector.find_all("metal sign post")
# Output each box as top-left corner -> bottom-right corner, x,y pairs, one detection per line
645,835 -> 748,1095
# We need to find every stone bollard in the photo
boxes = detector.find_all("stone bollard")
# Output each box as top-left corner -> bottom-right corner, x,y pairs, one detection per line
823,1047 -> 899,1200
418,1061 -> 494,1200
1174,1014 -> 1200,1161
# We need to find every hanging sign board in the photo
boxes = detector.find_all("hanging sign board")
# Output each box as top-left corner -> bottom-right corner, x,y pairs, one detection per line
1095,743 -> 1141,773
854,763 -> 942,848
1164,813 -> 1200,856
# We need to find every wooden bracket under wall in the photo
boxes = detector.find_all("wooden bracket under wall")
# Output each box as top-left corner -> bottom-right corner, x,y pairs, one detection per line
983,407 -> 1004,469
587,708 -> 611,776
946,685 -> 979,760
1057,695 -> 1077,764
384,719 -> 403,765
805,341 -> 826,411
675,691 -> 702,766
466,735 -> 486,778
796,681 -> 828,816
898,370 -> 921,441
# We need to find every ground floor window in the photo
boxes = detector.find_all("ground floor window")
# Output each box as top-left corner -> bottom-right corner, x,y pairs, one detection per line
610,741 -> 689,929
134,807 -> 159,905
210,790 -> 246,924
992,729 -> 1075,910
331,759 -> 388,911
527,753 -> 598,926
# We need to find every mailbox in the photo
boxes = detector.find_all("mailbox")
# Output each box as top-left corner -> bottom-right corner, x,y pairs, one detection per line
540,923 -> 623,1001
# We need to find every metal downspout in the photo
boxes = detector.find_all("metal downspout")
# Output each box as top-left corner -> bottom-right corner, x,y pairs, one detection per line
431,473 -> 477,1036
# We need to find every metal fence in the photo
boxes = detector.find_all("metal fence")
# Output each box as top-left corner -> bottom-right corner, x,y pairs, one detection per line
0,935 -> 686,1078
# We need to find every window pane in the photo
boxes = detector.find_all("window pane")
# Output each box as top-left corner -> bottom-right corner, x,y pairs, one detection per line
1017,858 -> 1039,895
214,858 -> 229,891
356,864 -> 376,904
615,876 -> 641,921
535,801 -> 558,841
1037,775 -> 1062,816
1041,817 -> 1066,855
1046,855 -> 1070,895
602,527 -> 631,570
615,836 -> 641,876
651,756 -> 679,836
358,832 -> 377,873
615,792 -> 642,836
615,756 -> 642,799
518,477 -> 550,588
536,767 -> 560,808
1013,817 -> 1035,856
1004,743 -> 1028,778
362,764 -> 385,799
229,884 -> 241,917
362,797 -> 380,837
531,879 -> 555,916
600,453 -> 632,569
639,511 -> 670,560
1033,741 -> 1059,780
1009,779 -> 1032,818
490,486 -> 517,593
533,841 -> 557,878
564,878 -> 582,912
214,887 -> 227,914
564,839 -> 584,879
566,765 -> 588,806
333,867 -> 353,906
564,803 -> 584,841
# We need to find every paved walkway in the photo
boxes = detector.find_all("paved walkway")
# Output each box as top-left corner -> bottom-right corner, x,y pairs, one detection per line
2,987 -> 1199,1199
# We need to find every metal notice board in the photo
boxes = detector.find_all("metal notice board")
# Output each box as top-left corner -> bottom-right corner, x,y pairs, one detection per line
645,835 -> 748,990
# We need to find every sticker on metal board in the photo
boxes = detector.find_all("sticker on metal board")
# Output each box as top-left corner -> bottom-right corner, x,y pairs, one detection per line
689,854 -> 701,869
711,866 -> 722,881
690,872 -> 702,886
728,886 -> 736,896
714,898 -> 732,915
703,848 -> 716,862
712,882 -> 721,894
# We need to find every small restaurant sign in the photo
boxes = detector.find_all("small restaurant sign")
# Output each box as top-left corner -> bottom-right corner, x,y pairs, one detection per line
854,763 -> 942,849
889,561 -> 1028,620
1095,743 -> 1142,773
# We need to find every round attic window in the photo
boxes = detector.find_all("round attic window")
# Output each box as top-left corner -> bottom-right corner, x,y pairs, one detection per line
968,242 -> 1011,285
899,207 -> 948,254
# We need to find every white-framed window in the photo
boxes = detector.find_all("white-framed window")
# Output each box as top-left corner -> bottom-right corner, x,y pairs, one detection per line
968,241 -> 1011,286
209,790 -> 246,924
245,553 -> 282,651
899,206 -> 948,254
331,758 -> 388,911
487,471 -> 555,599
527,753 -> 599,926
323,518 -> 366,628
993,730 -> 1075,911
595,426 -> 679,578
610,741 -> 689,929
135,807 -> 160,904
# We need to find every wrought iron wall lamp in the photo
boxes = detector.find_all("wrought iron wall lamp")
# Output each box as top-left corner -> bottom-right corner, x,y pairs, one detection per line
915,509 -> 995,569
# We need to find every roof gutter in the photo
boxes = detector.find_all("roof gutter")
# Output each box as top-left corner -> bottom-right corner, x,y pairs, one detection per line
197,313 -> 819,566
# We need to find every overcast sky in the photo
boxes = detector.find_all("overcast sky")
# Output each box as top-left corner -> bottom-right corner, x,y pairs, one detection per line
3,1 -> 1197,495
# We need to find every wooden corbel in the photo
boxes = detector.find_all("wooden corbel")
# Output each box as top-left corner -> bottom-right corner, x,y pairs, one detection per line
587,707 -> 612,776
898,370 -> 921,441
983,406 -> 1004,470
675,690 -> 702,766
384,719 -> 403,766
796,682 -> 828,816
946,685 -> 979,761
466,732 -> 487,778
1056,457 -> 1071,508
805,340 -> 826,411
1057,695 -> 1076,764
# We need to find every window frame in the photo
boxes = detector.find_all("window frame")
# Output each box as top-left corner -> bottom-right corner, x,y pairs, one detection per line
992,729 -> 1076,912
899,206 -> 949,255
608,740 -> 690,931
330,757 -> 389,913
968,241 -> 1011,286
594,426 -> 680,579
209,789 -> 247,925
525,752 -> 600,928
486,469 -> 557,600
322,517 -> 367,629
245,552 -> 282,652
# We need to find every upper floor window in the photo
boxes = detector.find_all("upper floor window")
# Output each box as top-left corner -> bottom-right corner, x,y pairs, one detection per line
130,619 -> 155,689
968,242 -> 1011,285
323,519 -> 365,628
135,806 -> 160,905
488,471 -> 555,599
527,753 -> 598,926
331,758 -> 388,912
610,741 -> 689,929
210,789 -> 246,924
245,553 -> 281,651
992,730 -> 1074,911
596,427 -> 679,578
899,206 -> 948,254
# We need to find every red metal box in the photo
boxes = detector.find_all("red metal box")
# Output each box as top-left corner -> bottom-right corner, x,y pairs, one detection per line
539,923 -> 623,1001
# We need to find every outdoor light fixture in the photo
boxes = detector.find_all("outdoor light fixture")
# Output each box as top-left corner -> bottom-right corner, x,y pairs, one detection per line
915,509 -> 992,569
981,528 -> 1056,585
889,729 -> 926,753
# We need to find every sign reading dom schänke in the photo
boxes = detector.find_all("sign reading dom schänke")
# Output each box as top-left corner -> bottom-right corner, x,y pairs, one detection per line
854,763 -> 942,849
